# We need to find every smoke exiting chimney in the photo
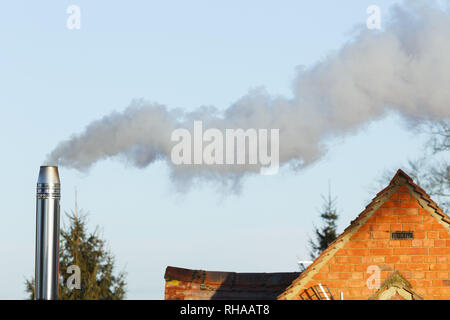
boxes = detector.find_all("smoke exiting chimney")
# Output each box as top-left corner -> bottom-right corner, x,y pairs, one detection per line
35,166 -> 61,300
46,2 -> 450,189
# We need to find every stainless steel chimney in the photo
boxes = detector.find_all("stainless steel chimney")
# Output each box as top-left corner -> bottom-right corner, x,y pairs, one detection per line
35,166 -> 61,300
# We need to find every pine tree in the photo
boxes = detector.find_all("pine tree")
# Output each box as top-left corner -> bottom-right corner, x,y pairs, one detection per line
25,205 -> 126,300
309,187 -> 339,259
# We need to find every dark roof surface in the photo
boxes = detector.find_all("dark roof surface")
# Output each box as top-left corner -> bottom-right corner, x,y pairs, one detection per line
164,266 -> 300,300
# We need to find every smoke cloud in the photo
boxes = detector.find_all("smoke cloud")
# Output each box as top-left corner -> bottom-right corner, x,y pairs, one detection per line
47,2 -> 450,188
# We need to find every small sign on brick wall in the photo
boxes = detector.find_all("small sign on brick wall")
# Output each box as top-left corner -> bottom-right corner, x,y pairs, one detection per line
390,231 -> 414,240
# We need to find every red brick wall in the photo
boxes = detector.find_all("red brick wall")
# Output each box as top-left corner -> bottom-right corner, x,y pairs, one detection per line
301,186 -> 450,300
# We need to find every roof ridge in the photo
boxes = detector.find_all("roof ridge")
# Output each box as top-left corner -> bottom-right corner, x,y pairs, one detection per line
165,266 -> 300,282
392,168 -> 450,222
390,169 -> 413,183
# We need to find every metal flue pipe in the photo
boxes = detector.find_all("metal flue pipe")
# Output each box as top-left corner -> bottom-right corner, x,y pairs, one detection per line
35,166 -> 61,300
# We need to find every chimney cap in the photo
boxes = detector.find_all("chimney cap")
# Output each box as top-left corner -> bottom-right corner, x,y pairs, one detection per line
37,166 -> 60,184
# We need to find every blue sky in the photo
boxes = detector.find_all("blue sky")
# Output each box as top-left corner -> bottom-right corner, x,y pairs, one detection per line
0,0 -> 435,299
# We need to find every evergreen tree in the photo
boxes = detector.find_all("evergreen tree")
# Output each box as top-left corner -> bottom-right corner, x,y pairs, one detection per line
309,188 -> 339,259
26,207 -> 126,300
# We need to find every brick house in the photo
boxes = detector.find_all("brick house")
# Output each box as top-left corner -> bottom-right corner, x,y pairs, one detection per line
165,170 -> 450,300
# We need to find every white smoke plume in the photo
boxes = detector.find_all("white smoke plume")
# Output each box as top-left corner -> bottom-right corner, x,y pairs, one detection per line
47,1 -> 450,188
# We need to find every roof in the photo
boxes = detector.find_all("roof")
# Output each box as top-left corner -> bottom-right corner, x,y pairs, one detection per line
164,266 -> 300,300
278,169 -> 450,300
